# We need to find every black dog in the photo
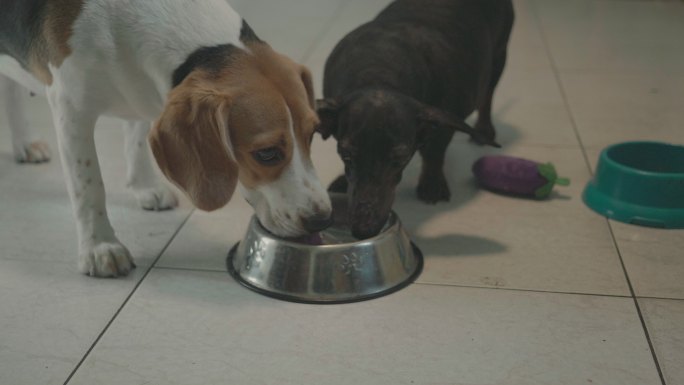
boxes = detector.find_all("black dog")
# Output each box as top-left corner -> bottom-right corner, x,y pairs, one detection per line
317,0 -> 514,239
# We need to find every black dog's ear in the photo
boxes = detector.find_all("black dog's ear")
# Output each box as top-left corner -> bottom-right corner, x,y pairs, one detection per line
418,106 -> 501,148
316,98 -> 340,140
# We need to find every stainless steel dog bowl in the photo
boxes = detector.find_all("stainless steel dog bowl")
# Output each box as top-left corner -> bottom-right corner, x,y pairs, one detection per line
227,194 -> 423,304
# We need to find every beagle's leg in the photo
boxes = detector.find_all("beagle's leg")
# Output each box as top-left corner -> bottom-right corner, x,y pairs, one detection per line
0,74 -> 51,163
123,120 -> 178,211
47,86 -> 134,277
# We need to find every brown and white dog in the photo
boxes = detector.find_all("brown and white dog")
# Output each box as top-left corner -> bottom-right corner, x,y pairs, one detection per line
0,0 -> 332,277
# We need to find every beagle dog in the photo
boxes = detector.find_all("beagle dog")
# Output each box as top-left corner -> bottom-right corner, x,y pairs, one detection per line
0,0 -> 332,277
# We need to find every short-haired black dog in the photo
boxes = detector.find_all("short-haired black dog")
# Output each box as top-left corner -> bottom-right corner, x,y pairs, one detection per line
317,0 -> 514,239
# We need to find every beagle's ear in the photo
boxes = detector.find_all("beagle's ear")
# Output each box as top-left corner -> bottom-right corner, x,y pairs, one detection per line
299,66 -> 316,109
149,87 -> 238,211
418,106 -> 502,148
315,98 -> 340,140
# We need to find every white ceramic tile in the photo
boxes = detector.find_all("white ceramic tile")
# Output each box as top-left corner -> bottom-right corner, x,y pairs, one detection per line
155,206 -> 250,271
67,269 -> 660,385
639,298 -> 684,385
0,259 -> 146,385
394,143 -> 629,296
534,0 -> 684,72
612,222 -> 684,299
506,0 -> 554,70
479,66 -> 580,147
560,71 -> 684,148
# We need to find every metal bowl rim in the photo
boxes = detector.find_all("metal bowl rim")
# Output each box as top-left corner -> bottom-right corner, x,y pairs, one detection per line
251,211 -> 402,250
226,242 -> 424,305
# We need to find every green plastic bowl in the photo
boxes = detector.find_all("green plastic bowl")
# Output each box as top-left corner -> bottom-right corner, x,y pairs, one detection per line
583,141 -> 684,229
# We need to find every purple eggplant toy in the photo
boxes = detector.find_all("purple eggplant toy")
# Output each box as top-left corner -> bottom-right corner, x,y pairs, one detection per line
473,156 -> 570,199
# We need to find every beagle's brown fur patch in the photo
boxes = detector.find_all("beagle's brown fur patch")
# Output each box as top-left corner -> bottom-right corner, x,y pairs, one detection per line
232,44 -> 320,188
30,0 -> 85,84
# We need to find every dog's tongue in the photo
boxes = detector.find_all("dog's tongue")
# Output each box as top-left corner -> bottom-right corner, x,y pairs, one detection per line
289,233 -> 324,245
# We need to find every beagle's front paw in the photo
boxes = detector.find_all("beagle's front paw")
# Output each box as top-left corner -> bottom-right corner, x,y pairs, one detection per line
133,184 -> 178,211
79,241 -> 136,278
14,140 -> 51,163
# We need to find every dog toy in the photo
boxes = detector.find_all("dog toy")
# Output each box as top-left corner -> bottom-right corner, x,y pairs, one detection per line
472,155 -> 570,199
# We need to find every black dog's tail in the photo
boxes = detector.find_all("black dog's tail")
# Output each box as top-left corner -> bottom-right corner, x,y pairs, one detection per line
418,107 -> 502,148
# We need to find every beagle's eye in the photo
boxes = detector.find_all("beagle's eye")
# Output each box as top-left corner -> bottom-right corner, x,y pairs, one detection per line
252,147 -> 284,166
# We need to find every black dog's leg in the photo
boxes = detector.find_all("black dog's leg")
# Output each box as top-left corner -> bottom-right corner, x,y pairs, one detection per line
417,128 -> 455,204
474,51 -> 506,144
328,174 -> 348,193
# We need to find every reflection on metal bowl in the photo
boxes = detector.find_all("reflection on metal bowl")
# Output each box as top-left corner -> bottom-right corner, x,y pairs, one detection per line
227,194 -> 423,304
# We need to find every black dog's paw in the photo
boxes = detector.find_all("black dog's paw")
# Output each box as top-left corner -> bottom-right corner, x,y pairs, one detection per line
417,175 -> 451,204
471,123 -> 501,148
328,175 -> 349,193
470,132 -> 502,148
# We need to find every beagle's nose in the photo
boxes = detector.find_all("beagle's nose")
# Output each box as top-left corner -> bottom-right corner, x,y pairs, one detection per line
302,213 -> 334,233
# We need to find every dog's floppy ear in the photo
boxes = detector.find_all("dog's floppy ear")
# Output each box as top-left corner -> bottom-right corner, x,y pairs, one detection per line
315,98 -> 340,140
418,106 -> 501,148
299,66 -> 316,109
149,85 -> 238,211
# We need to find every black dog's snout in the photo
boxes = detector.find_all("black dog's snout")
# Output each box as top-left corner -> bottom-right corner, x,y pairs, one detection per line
352,226 -> 381,241
302,214 -> 334,233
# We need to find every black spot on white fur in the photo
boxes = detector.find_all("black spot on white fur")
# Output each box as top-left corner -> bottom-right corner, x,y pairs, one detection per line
171,44 -> 242,87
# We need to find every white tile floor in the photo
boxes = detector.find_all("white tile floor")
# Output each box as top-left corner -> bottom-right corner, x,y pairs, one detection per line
1,0 -> 683,384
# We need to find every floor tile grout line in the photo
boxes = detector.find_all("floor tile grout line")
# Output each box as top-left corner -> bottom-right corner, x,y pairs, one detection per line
143,267 -> 684,302
415,281 -> 633,299
62,209 -> 195,385
529,0 -> 594,176
638,295 -> 684,302
154,265 -> 227,274
606,222 -> 667,385
155,266 -> 635,299
531,2 -> 667,382
298,0 -> 349,64
154,266 -> 683,303
142,263 -> 639,300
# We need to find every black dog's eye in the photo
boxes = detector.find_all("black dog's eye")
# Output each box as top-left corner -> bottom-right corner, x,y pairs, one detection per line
339,149 -> 353,163
392,154 -> 412,168
253,147 -> 284,166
